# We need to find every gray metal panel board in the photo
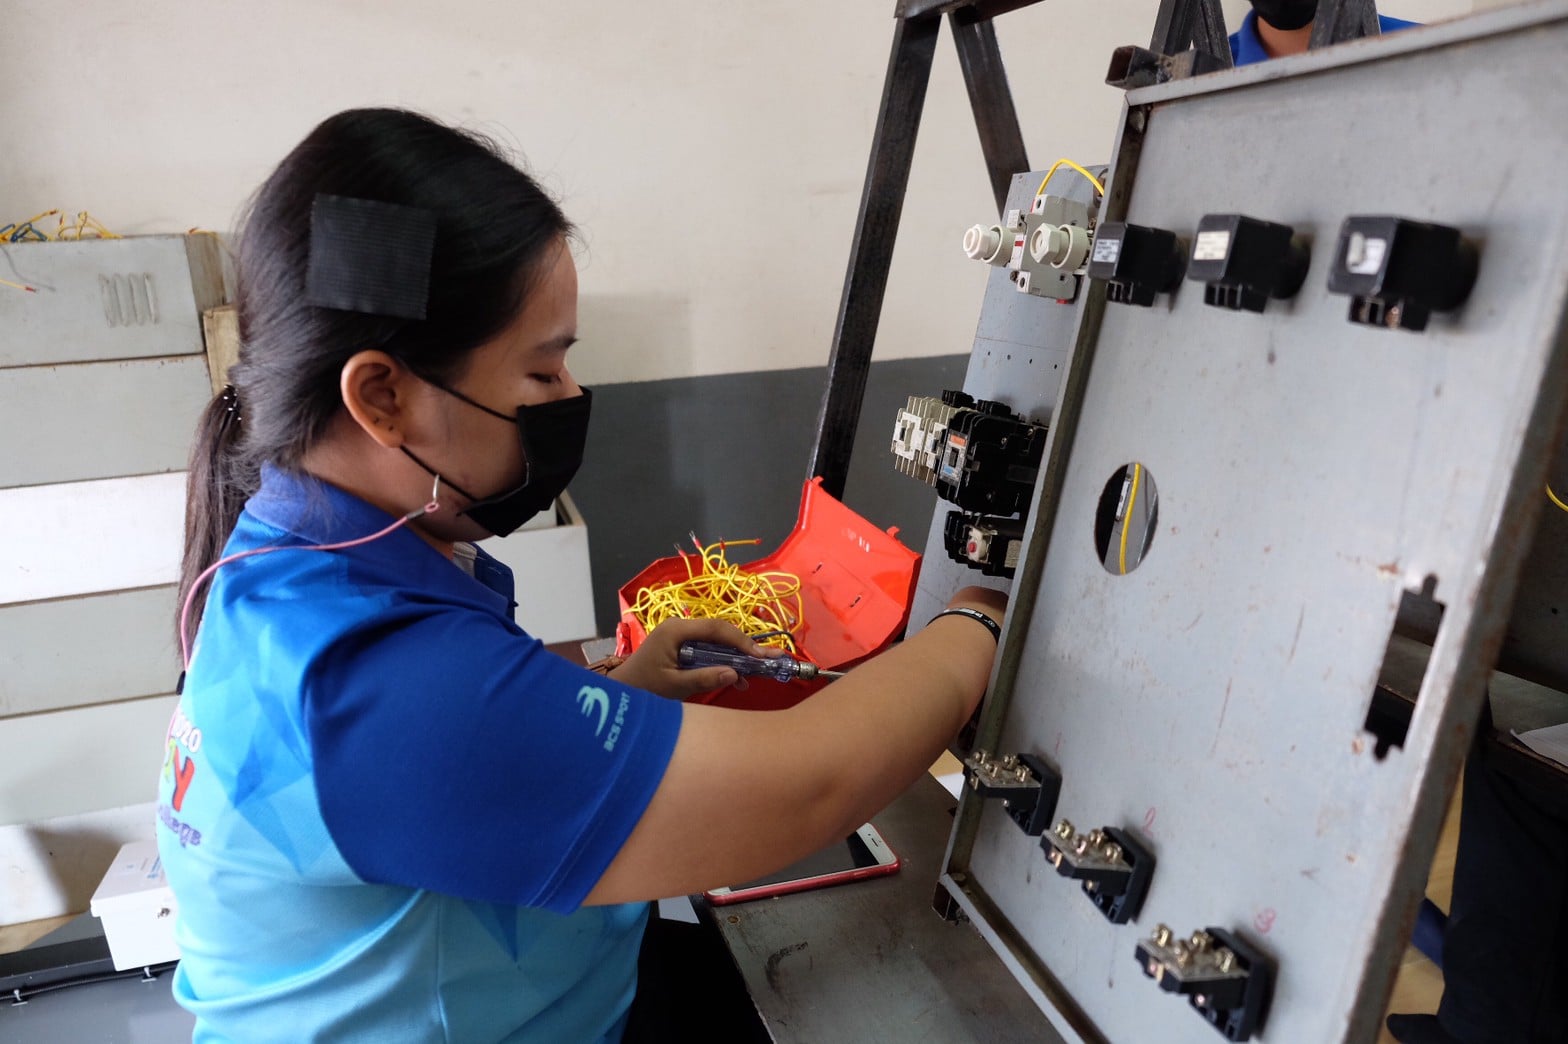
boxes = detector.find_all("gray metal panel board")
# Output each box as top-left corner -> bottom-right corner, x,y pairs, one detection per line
0,235 -> 220,368
951,14 -> 1568,1044
0,356 -> 211,488
1124,0 -> 1568,107
0,587 -> 179,719
908,170 -> 1093,632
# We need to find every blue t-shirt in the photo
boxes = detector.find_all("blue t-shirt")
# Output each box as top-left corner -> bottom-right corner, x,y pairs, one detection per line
1228,9 -> 1420,65
156,465 -> 683,1043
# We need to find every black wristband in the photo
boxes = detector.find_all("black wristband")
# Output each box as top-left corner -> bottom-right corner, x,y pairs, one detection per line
930,607 -> 1002,644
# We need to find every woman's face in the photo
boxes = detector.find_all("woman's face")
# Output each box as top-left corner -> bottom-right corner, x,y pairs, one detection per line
410,239 -> 582,542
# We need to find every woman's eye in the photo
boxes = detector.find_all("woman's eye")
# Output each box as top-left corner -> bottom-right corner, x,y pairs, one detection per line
530,373 -> 561,385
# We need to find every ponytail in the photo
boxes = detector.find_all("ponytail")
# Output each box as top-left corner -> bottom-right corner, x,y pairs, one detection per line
176,385 -> 257,647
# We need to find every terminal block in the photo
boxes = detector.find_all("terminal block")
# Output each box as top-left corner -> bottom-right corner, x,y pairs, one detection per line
1135,925 -> 1274,1041
1326,216 -> 1479,332
963,750 -> 1061,837
943,511 -> 1025,578
1186,214 -> 1310,313
1087,222 -> 1185,306
1041,821 -> 1155,924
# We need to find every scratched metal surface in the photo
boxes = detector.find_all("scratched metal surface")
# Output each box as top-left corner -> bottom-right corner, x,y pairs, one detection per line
700,775 -> 1063,1043
908,171 -> 1096,632
957,12 -> 1568,1044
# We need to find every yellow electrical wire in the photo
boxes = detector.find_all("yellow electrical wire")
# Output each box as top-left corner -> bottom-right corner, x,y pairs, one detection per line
1549,484 -> 1568,515
1035,158 -> 1105,201
1118,463 -> 1142,576
53,211 -> 120,240
628,537 -> 804,650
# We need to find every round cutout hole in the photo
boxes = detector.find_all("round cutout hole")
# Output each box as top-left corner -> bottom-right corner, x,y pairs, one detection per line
1094,462 -> 1159,575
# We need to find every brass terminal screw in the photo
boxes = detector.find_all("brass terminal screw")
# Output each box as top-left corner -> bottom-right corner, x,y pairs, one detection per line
1172,941 -> 1192,966
1054,820 -> 1075,840
1189,931 -> 1212,953
1154,924 -> 1173,947
1217,949 -> 1236,974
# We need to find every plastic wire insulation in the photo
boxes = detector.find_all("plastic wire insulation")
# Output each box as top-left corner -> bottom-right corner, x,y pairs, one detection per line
1118,463 -> 1142,576
628,537 -> 804,650
1034,158 -> 1105,201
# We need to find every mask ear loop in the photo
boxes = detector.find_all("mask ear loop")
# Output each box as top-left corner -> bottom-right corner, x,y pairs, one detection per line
179,474 -> 447,672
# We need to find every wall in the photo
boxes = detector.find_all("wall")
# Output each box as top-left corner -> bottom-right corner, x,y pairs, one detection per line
1,0 -> 1482,390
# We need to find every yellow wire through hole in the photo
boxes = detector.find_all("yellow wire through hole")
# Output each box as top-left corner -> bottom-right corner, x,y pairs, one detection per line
1118,463 -> 1143,576
1548,484 -> 1568,515
628,537 -> 804,651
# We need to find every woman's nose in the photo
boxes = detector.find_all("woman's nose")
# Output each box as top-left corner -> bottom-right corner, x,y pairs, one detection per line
556,366 -> 583,401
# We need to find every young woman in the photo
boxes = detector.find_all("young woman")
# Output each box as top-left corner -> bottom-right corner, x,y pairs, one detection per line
159,107 -> 1007,1043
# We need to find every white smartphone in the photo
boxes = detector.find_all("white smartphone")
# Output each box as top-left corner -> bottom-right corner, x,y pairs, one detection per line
703,823 -> 900,906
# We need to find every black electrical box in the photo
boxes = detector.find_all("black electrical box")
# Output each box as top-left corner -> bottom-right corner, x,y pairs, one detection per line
1186,213 -> 1310,313
1087,222 -> 1186,306
1326,216 -> 1478,331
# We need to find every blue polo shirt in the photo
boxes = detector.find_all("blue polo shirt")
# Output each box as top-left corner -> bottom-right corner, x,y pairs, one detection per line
1229,9 -> 1420,65
156,464 -> 683,1043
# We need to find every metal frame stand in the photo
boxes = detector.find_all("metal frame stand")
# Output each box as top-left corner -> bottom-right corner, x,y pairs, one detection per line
807,0 -> 1378,499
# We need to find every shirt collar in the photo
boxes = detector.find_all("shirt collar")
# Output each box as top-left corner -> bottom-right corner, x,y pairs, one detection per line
244,464 -> 513,611
247,463 -> 411,546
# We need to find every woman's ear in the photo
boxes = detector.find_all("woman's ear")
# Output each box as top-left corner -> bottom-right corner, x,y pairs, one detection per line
340,350 -> 411,449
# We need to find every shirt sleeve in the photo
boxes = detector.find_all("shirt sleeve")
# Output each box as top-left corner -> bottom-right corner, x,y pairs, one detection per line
304,604 -> 682,913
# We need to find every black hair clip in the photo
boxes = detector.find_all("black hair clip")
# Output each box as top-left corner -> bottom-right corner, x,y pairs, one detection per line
305,194 -> 437,320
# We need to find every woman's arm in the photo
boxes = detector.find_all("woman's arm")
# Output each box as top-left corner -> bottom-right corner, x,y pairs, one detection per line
584,586 -> 1006,904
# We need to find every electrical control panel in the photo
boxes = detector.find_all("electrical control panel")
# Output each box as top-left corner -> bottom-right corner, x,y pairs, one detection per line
892,390 -> 1048,577
924,9 -> 1568,1044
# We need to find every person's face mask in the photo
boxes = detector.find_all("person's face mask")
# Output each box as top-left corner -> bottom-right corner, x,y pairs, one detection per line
403,382 -> 593,538
1250,0 -> 1317,31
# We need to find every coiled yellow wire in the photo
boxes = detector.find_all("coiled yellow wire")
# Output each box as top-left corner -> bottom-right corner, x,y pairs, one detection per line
628,537 -> 804,651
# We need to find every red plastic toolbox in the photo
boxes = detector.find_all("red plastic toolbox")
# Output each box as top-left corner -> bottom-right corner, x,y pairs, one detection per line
616,478 -> 922,710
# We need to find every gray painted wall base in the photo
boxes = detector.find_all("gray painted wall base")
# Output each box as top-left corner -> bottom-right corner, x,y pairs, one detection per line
573,355 -> 967,637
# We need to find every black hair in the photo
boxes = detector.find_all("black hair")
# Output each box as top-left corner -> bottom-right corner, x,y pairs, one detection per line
179,108 -> 573,643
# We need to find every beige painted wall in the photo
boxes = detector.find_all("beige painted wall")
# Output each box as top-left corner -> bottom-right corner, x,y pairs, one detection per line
0,0 -> 1490,387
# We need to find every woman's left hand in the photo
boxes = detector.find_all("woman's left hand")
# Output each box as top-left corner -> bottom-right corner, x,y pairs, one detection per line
607,618 -> 781,700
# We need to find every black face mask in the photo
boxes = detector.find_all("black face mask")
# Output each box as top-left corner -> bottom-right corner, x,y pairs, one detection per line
403,384 -> 593,538
1250,0 -> 1317,30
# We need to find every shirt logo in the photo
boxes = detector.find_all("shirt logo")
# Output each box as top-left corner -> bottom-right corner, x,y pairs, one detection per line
576,685 -> 610,737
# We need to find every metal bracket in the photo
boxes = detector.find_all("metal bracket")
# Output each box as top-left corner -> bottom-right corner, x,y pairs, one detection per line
963,749 -> 1062,836
1309,0 -> 1381,48
1106,44 -> 1231,90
